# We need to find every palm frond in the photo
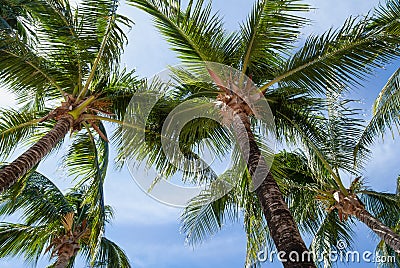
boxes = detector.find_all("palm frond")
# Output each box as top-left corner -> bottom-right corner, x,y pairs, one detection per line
0,171 -> 73,225
0,0 -> 35,40
91,237 -> 131,268
371,0 -> 400,36
119,77 -> 231,180
0,223 -> 50,265
77,0 -> 133,98
272,151 -> 329,235
180,171 -> 241,246
324,89 -> 366,172
239,0 -> 309,81
242,189 -> 271,268
276,89 -> 366,193
359,189 -> 400,228
100,67 -> 141,120
63,123 -> 109,259
0,108 -> 48,160
128,0 -> 237,64
375,223 -> 400,268
0,32 -> 68,98
260,16 -> 399,94
310,212 -> 355,268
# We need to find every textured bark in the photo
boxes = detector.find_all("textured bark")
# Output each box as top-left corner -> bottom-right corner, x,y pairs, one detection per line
0,117 -> 72,193
55,254 -> 71,268
356,209 -> 400,254
332,191 -> 400,254
233,111 -> 316,268
54,239 -> 80,268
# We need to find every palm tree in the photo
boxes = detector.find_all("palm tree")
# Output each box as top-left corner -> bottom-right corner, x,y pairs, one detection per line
269,88 -> 400,256
273,150 -> 400,266
126,0 -> 400,266
0,170 -> 131,267
0,0 -> 139,192
180,93 -> 400,267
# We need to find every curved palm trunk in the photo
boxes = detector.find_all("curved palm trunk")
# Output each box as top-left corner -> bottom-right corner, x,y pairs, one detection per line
232,112 -> 315,268
0,117 -> 72,193
356,209 -> 400,254
333,191 -> 400,254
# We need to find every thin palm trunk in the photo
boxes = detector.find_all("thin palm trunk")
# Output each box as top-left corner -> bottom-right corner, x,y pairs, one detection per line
0,117 -> 72,193
232,111 -> 316,268
334,191 -> 400,254
356,209 -> 400,254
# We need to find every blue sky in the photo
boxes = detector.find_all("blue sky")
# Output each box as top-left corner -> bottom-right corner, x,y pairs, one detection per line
1,0 -> 400,267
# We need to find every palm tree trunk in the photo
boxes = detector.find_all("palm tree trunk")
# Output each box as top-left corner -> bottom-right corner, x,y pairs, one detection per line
55,254 -> 71,268
54,240 -> 80,268
0,117 -> 72,193
356,209 -> 400,254
232,111 -> 315,268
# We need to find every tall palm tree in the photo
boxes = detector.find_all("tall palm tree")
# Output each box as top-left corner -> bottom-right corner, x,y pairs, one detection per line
180,93 -> 400,267
0,170 -> 131,267
126,0 -> 400,266
0,0 -> 139,192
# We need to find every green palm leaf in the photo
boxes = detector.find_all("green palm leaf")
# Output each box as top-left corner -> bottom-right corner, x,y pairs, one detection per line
180,170 -> 241,246
128,0 -> 238,64
371,0 -> 400,36
310,212 -> 355,268
259,16 -> 399,94
0,0 -> 35,39
0,33 -> 68,98
91,237 -> 131,268
0,169 -> 130,267
0,223 -> 50,265
0,171 -> 73,225
239,0 -> 310,81
0,108 -> 48,159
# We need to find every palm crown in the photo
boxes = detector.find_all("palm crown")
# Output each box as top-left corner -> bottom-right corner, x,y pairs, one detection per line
0,0 -> 140,191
